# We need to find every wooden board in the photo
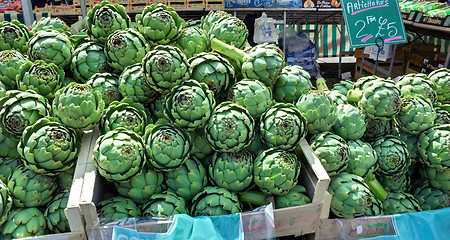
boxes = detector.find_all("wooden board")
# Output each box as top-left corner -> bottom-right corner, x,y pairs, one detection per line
320,191 -> 332,219
18,232 -> 86,240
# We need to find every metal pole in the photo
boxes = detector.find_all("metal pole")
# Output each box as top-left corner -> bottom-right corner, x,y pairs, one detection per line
80,0 -> 87,18
20,0 -> 34,26
338,14 -> 344,79
314,9 -> 319,60
388,44 -> 397,78
283,11 -> 286,57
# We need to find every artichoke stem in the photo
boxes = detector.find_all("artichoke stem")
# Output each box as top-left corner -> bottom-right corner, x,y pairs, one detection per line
364,174 -> 388,202
316,78 -> 328,91
347,89 -> 363,103
211,38 -> 247,63
240,190 -> 272,207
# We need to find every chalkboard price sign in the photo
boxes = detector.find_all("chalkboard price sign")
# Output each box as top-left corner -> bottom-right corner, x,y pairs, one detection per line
342,0 -> 407,48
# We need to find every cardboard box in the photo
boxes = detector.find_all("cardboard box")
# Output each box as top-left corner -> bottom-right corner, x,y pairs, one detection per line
264,0 -> 302,8
224,0 -> 263,7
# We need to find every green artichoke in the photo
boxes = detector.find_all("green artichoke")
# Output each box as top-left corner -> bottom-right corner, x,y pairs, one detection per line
191,186 -> 242,216
87,73 -> 121,107
144,123 -> 191,171
428,68 -> 450,104
93,129 -> 145,182
0,180 -> 12,227
373,135 -> 410,176
332,104 -> 367,140
273,65 -> 312,103
7,166 -> 57,207
17,117 -> 81,175
382,192 -> 422,215
98,197 -> 142,219
395,73 -> 437,103
0,157 -> 20,183
101,98 -> 149,136
435,106 -> 450,126
421,166 -> 449,194
0,50 -> 28,89
378,173 -> 410,192
143,45 -> 190,94
53,83 -> 105,130
327,90 -> 348,105
254,148 -> 301,195
147,94 -> 167,123
0,81 -> 5,98
189,128 -> 214,164
259,103 -> 307,151
208,16 -> 248,50
86,1 -> 130,44
0,20 -> 31,53
182,19 -> 201,28
206,102 -> 255,152
142,191 -> 189,217
70,42 -> 111,83
32,17 -> 71,36
0,127 -> 19,158
241,44 -> 284,87
165,79 -> 215,130
136,4 -> 184,46
328,173 -> 383,218
353,75 -> 383,91
28,29 -> 73,69
332,80 -> 354,97
0,207 -> 46,238
310,131 -> 349,177
363,118 -> 394,141
397,131 -> 420,161
44,191 -> 70,233
57,166 -> 75,190
0,90 -> 50,140
346,139 -> 378,178
228,79 -> 273,119
118,63 -> 157,104
274,185 -> 311,209
395,96 -> 436,135
201,11 -> 231,33
209,150 -> 253,192
413,185 -> 450,211
174,27 -> 209,59
16,60 -> 65,100
115,166 -> 164,204
245,126 -> 268,157
418,125 -> 450,170
296,90 -> 337,134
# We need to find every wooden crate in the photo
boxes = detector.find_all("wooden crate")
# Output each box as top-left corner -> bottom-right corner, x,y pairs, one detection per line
128,3 -> 149,11
76,133 -> 330,238
129,0 -> 149,4
148,0 -> 168,4
405,44 -> 447,74
354,47 -> 407,79
187,0 -> 205,8
168,0 -> 187,9
205,0 -> 224,9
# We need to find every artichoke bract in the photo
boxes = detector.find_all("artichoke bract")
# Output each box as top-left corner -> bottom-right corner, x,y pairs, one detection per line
17,117 -> 81,176
0,50 -> 28,89
0,90 -> 51,140
0,207 -> 46,238
259,103 -> 307,151
372,136 -> 410,176
115,166 -> 164,204
296,90 -> 337,134
0,20 -> 31,53
142,191 -> 189,217
413,185 -> 450,210
144,123 -> 191,171
98,197 -> 142,219
93,129 -> 145,182
206,102 -> 255,153
310,132 -> 349,177
274,65 -> 312,103
275,185 -> 311,209
346,139 -> 378,178
0,81 -> 5,98
52,83 -> 105,130
16,60 -> 65,100
208,16 -> 248,50
254,148 -> 301,195
71,42 -> 111,83
328,173 -> 383,219
378,173 -> 410,192
245,126 -> 268,157
327,90 -> 348,105
87,73 -> 121,107
118,63 -> 157,104
382,192 -> 422,215
201,11 -> 230,33
7,166 -> 57,207
395,73 -> 437,103
353,75 -> 383,91
332,104 -> 367,140
101,98 -> 149,136
174,27 -> 209,59
332,80 -> 354,97
143,45 -> 190,94
363,118 -> 394,141
395,96 -> 436,135
0,157 -> 20,183
228,79 -> 273,119
191,186 -> 242,216
136,4 -> 184,46
418,125 -> 450,170
32,17 -> 71,36
165,79 -> 215,130
86,1 -> 130,44
44,191 -> 70,233
428,68 -> 450,104
28,29 -> 73,69
435,107 -> 450,126
189,128 -> 214,164
165,157 -> 208,202
421,166 -> 450,194
0,180 -> 12,227
0,127 -> 19,158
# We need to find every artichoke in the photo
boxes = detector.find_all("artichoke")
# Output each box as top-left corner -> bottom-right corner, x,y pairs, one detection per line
115,166 -> 164,204
52,83 -> 105,130
118,63 -> 157,104
327,90 -> 348,105
0,180 -> 12,227
259,103 -> 307,151
435,106 -> 450,126
16,60 -> 65,100
144,123 -> 191,171
273,65 -> 312,103
0,157 -> 20,183
201,11 -> 231,33
191,186 -> 242,216
378,173 -> 410,192
44,191 -> 70,233
346,139 -> 378,178
165,157 -> 208,202
0,208 -> 46,238
205,102 -> 255,153
254,148 -> 301,195
136,4 -> 184,46
71,42 -> 111,83
57,166 -> 75,190
0,49 -> 28,89
372,135 -> 410,176
0,20 -> 31,53
428,68 -> 450,104
413,185 -> 450,211
28,29 -> 73,69
332,104 -> 367,140
397,131 -> 420,161
0,127 -> 19,158
17,117 -> 81,175
242,44 -> 285,87
245,126 -> 268,157
32,17 -> 71,36
101,98 -> 149,136
86,1 -> 130,44
395,73 -> 437,103
421,166 -> 449,194
183,19 -> 201,28
418,125 -> 450,170
165,79 -> 215,130
98,197 -> 142,219
87,73 -> 121,107
228,79 -> 273,119
275,185 -> 311,209
310,132 -> 349,177
147,94 -> 167,123
93,129 -> 145,182
332,80 -> 354,97
7,166 -> 57,207
363,118 -> 394,141
142,191 -> 189,217
174,27 -> 209,59
143,45 -> 190,94
208,16 -> 248,50
0,90 -> 51,140
353,75 -> 383,91
395,96 -> 436,135
296,90 -> 337,134
189,128 -> 214,164
382,192 -> 422,215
